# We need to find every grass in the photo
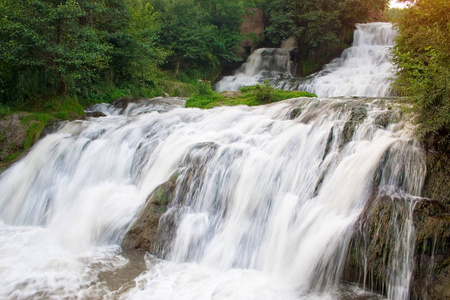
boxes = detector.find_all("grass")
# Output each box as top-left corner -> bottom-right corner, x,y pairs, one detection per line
186,84 -> 317,109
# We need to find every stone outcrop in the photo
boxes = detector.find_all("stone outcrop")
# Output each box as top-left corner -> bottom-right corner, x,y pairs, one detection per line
240,8 -> 265,55
0,114 -> 26,167
122,173 -> 179,256
121,142 -> 219,257
412,152 -> 450,299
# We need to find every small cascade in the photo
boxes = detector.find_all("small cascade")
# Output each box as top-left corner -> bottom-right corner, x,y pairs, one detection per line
0,97 -> 426,299
216,22 -> 396,97
386,197 -> 416,300
215,47 -> 295,92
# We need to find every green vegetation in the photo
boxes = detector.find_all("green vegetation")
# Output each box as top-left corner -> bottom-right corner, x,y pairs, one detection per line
155,0 -> 246,79
0,95 -> 86,170
392,0 -> 449,152
0,0 -> 249,112
0,0 -> 388,111
186,83 -> 316,109
0,0 -> 167,108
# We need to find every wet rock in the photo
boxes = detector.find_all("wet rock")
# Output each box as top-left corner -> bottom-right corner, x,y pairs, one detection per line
122,142 -> 219,257
289,107 -> 302,120
112,97 -> 141,111
344,151 -> 450,299
373,110 -> 401,129
122,173 -> 179,255
411,200 -> 450,299
0,114 -> 26,164
86,111 -> 106,118
341,104 -> 367,147
411,151 -> 450,299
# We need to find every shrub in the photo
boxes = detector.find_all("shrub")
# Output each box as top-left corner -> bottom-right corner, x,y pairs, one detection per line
255,80 -> 274,104
392,0 -> 449,152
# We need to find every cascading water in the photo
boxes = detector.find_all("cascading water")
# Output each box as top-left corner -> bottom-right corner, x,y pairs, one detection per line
0,97 -> 425,299
215,47 -> 295,92
216,22 -> 396,98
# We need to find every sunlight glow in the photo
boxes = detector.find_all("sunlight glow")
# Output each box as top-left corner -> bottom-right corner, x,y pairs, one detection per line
389,0 -> 409,9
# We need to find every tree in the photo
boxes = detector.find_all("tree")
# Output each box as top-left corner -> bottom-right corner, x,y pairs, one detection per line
392,0 -> 450,152
154,0 -> 245,79
0,0 -> 168,104
0,0 -> 116,102
116,0 -> 169,85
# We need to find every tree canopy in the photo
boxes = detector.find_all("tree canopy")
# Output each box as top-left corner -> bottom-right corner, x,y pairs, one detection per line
392,0 -> 450,152
0,0 -> 391,106
154,0 -> 245,78
0,0 -> 167,105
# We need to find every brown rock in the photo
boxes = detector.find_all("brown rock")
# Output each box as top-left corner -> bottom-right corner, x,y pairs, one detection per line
122,173 -> 179,256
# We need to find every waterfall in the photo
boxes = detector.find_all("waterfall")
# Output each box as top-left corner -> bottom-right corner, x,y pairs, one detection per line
215,48 -> 295,92
0,97 -> 425,299
216,22 -> 396,98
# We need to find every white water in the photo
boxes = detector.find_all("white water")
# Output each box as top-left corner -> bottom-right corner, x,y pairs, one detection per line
0,98 -> 424,299
216,23 -> 396,98
215,47 -> 295,92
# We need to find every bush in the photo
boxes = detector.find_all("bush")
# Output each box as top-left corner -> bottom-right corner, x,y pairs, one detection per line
255,80 -> 274,104
392,0 -> 450,152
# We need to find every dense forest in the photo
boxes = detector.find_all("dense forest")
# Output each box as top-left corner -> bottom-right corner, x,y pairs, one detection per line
0,0 -> 388,106
0,0 -> 448,153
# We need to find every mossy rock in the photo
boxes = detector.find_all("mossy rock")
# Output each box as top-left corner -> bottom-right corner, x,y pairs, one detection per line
422,152 -> 450,206
341,103 -> 367,147
122,173 -> 179,255
344,190 -> 449,299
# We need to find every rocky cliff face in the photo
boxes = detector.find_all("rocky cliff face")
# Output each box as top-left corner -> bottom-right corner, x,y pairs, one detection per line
0,114 -> 26,171
344,152 -> 450,299
240,8 -> 265,56
413,152 -> 450,299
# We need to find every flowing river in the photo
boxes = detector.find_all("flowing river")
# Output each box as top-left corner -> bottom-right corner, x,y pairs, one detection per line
0,23 -> 426,300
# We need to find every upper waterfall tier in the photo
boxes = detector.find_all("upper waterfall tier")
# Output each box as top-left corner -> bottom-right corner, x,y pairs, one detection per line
216,22 -> 396,98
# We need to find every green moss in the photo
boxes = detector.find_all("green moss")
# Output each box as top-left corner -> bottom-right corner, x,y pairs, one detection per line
19,113 -> 53,150
3,152 -> 19,162
341,104 -> 368,146
302,59 -> 320,75
0,130 -> 6,143
24,121 -> 45,150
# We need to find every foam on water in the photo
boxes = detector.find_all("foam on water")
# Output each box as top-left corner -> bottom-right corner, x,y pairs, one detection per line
0,98 -> 424,299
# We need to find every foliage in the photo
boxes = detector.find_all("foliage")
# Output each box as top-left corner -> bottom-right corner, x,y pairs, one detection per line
0,0 -> 167,107
383,7 -> 404,22
0,104 -> 12,118
117,0 -> 170,86
392,0 -> 450,152
186,85 -> 316,109
254,79 -> 274,103
154,0 -> 245,80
